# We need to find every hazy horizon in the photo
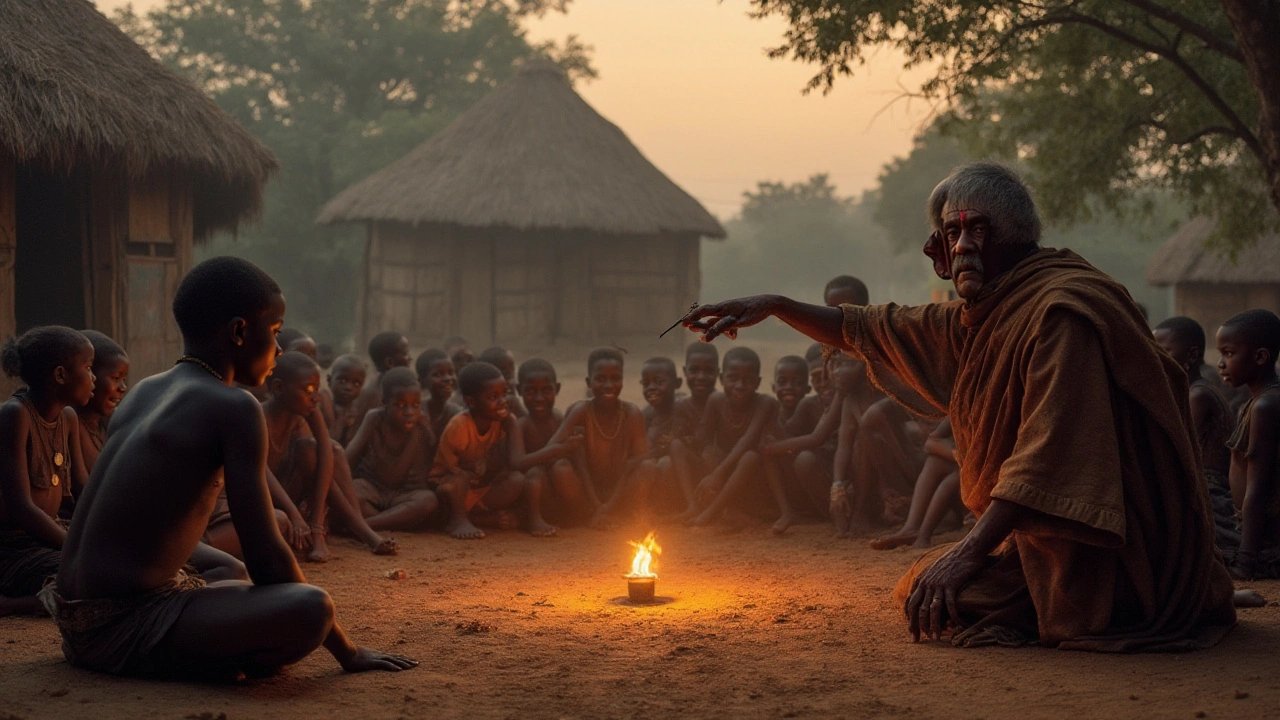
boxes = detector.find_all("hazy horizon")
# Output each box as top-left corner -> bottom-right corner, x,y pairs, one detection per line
92,0 -> 935,219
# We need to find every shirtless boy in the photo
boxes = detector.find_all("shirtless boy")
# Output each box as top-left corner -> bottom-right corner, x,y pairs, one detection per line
261,352 -> 397,559
1155,316 -> 1235,547
771,355 -> 810,427
346,368 -> 439,533
352,331 -> 412,421
641,357 -> 696,515
415,349 -> 463,439
515,359 -> 584,525
323,354 -> 367,447
477,346 -> 527,419
431,362 -> 556,539
1217,309 -> 1280,580
544,348 -> 655,528
75,330 -> 129,474
277,328 -> 318,361
44,257 -> 413,678
689,347 -> 794,533
0,327 -> 94,615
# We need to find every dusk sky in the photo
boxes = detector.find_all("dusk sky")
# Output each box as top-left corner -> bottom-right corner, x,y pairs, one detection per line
94,0 -> 935,219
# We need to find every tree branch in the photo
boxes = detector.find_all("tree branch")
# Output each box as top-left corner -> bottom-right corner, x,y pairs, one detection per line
1006,9 -> 1264,159
1116,0 -> 1243,62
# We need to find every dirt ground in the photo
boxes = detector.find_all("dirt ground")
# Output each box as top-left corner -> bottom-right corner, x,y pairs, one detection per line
1,520 -> 1279,720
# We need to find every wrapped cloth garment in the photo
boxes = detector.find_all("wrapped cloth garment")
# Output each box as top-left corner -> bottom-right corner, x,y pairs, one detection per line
848,248 -> 1236,652
38,570 -> 205,676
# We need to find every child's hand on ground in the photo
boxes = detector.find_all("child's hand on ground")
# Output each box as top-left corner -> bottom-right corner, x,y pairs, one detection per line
339,646 -> 419,673
285,515 -> 312,552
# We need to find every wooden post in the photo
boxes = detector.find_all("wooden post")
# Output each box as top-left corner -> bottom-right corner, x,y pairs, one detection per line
86,166 -> 127,339
0,155 -> 15,343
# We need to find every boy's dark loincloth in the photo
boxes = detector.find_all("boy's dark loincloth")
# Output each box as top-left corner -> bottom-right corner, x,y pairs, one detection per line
0,529 -> 61,597
38,570 -> 206,676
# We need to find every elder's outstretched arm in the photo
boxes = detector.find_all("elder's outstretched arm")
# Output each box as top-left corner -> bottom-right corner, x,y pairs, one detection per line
684,295 -> 844,348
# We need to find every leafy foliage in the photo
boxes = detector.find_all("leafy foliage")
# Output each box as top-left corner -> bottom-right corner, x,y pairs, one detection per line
113,0 -> 594,344
748,0 -> 1280,251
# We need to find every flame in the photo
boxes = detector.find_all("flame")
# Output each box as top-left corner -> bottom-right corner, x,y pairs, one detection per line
627,532 -> 661,578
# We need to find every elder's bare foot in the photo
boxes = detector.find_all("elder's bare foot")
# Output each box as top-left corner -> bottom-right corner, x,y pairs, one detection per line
372,538 -> 399,556
1234,589 -> 1267,608
447,518 -> 485,539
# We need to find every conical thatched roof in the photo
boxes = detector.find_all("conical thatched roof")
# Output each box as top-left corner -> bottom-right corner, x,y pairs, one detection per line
318,59 -> 725,238
0,0 -> 277,237
1146,217 -> 1280,285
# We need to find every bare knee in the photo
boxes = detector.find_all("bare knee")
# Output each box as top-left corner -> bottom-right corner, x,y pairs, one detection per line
287,585 -> 336,638
273,509 -> 291,533
408,489 -> 439,512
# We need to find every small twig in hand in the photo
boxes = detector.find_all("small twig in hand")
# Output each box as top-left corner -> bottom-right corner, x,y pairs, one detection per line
659,302 -> 699,339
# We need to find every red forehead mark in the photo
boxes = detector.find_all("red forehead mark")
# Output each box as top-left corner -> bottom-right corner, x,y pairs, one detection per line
960,210 -> 966,224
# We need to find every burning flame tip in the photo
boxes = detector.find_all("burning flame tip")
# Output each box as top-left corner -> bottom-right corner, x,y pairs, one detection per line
626,531 -> 661,578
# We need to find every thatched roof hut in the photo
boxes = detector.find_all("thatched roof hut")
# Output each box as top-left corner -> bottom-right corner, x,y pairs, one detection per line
1146,217 -> 1280,335
319,58 -> 724,350
0,0 -> 277,379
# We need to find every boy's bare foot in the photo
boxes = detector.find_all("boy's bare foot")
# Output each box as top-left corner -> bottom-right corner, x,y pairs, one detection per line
771,511 -> 795,536
495,511 -> 519,531
588,510 -> 616,530
527,518 -> 559,537
869,529 -> 919,550
306,532 -> 331,563
1234,589 -> 1267,608
911,536 -> 935,549
371,538 -> 399,556
690,509 -> 716,527
446,518 -> 485,539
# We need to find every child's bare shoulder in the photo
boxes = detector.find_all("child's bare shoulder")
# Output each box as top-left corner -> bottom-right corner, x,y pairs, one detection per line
1250,391 -> 1280,426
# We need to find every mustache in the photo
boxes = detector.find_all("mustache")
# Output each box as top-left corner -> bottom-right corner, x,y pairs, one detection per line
951,256 -> 985,277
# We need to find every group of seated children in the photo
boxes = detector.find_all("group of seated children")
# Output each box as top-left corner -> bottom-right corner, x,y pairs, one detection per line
1153,311 -> 1280,581
2,257 -> 414,679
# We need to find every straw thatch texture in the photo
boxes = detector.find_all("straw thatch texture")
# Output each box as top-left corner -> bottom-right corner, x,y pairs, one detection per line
0,0 -> 277,237
318,59 -> 725,238
1146,217 -> 1280,285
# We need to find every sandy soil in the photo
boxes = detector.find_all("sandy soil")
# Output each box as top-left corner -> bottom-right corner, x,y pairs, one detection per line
1,520 -> 1278,720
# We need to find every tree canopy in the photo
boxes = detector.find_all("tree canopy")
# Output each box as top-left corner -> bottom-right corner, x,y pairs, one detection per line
749,0 -> 1280,253
113,0 -> 594,344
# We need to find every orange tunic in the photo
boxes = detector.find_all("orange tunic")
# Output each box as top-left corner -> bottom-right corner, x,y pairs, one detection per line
843,248 -> 1235,651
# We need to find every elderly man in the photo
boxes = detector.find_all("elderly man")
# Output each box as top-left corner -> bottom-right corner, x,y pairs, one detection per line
684,162 -> 1238,651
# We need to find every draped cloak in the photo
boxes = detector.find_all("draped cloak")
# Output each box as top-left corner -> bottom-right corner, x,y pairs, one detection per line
841,248 -> 1236,651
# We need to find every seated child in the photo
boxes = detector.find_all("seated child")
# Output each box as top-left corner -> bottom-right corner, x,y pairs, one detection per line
261,352 -> 397,559
352,331 -> 412,421
431,362 -> 557,539
771,355 -> 811,427
415,349 -> 463,440
640,357 -> 697,515
676,342 -> 720,436
689,347 -> 794,534
44,257 -> 411,678
444,336 -> 473,375
346,368 -> 439,533
0,327 -> 94,615
317,343 -> 336,371
543,348 -> 656,528
869,417 -> 962,549
1216,309 -> 1280,580
277,327 -> 319,361
477,346 -> 527,418
1154,316 -> 1236,547
323,354 -> 368,447
75,330 -> 129,475
515,359 -> 584,525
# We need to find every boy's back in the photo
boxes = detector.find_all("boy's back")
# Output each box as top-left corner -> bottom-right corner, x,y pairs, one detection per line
58,367 -> 257,599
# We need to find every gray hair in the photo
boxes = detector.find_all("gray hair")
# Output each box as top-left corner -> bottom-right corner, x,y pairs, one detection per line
927,162 -> 1042,246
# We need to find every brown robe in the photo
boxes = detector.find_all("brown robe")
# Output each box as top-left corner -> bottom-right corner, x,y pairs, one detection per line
842,248 -> 1235,651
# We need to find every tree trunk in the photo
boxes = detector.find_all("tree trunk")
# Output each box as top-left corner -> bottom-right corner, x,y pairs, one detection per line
1220,0 -> 1280,218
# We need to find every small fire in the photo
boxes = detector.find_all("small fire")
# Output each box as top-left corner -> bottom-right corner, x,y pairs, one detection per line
626,532 -> 661,578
